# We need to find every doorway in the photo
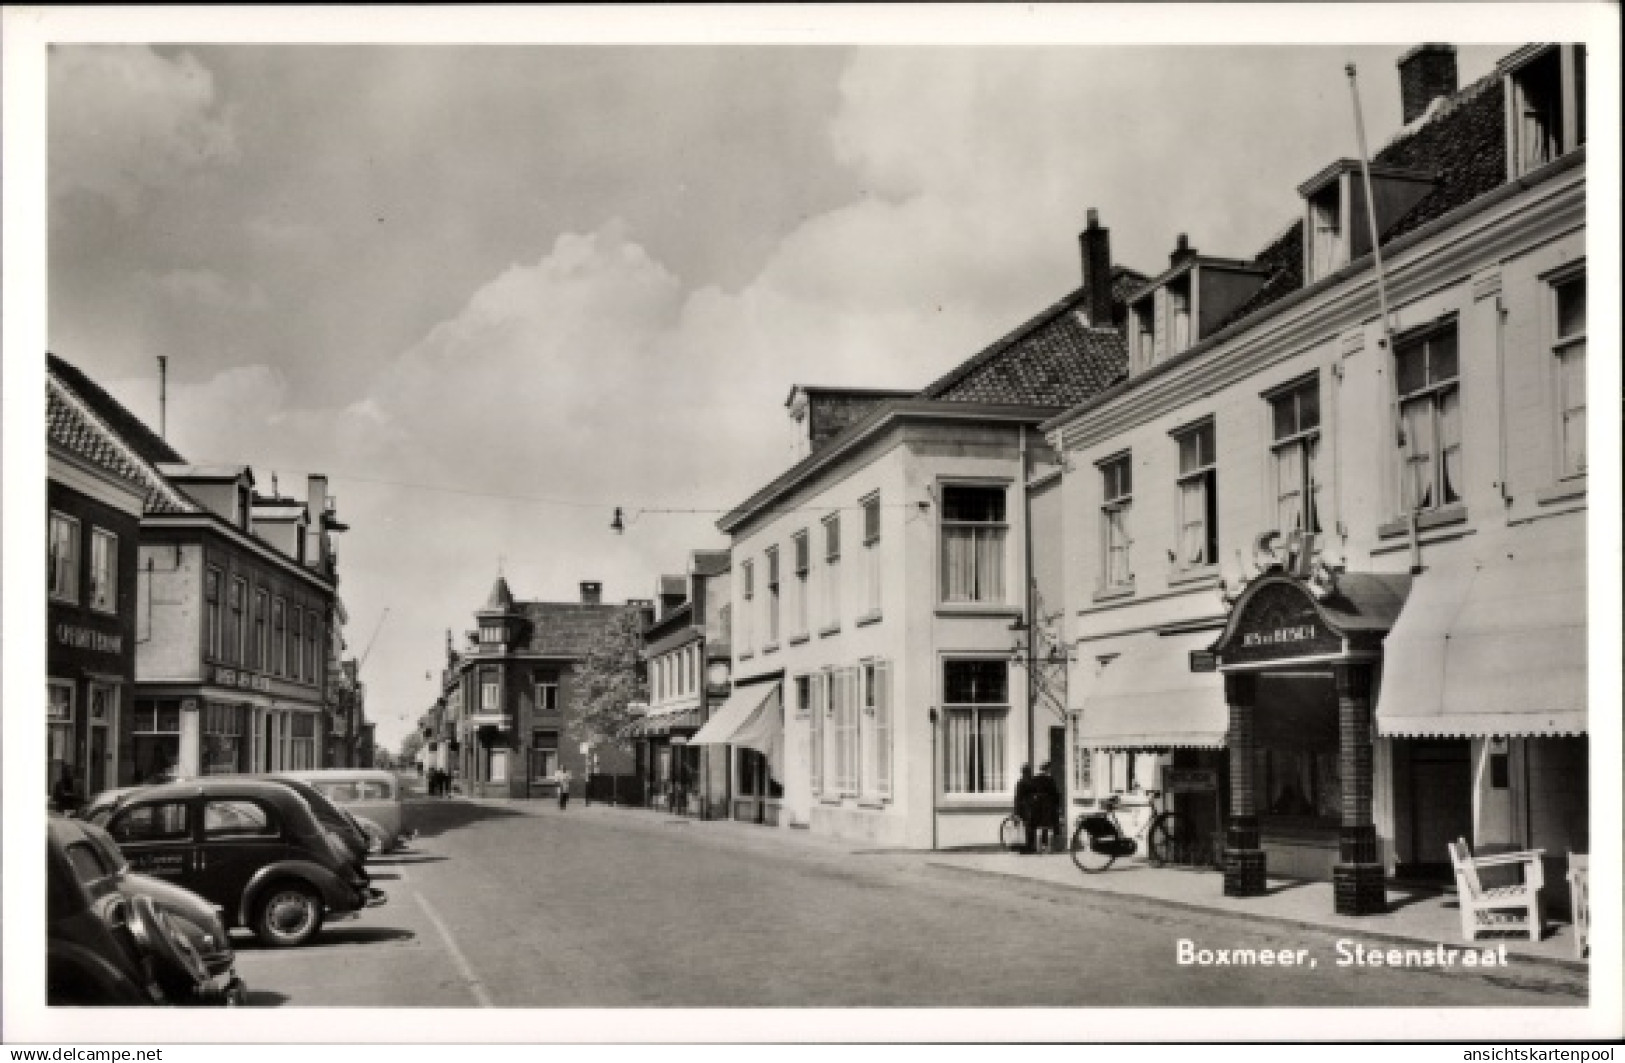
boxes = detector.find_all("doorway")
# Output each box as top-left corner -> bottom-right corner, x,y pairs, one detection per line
1400,738 -> 1472,878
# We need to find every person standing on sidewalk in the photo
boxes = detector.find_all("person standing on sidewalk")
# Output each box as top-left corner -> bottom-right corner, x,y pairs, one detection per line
1013,763 -> 1037,854
555,766 -> 573,810
1031,762 -> 1061,854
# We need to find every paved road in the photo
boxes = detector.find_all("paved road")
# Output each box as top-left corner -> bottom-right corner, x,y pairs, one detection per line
233,796 -> 1588,1008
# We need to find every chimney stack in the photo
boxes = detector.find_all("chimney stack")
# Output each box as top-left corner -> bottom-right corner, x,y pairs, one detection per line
1170,233 -> 1197,264
1077,209 -> 1114,327
580,581 -> 603,605
1398,44 -> 1457,125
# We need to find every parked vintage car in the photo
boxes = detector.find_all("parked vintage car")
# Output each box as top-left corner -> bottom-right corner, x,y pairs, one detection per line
48,815 -> 244,1005
282,769 -> 414,852
89,778 -> 384,947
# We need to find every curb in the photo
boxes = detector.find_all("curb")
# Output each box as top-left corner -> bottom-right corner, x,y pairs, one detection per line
925,861 -> 1590,976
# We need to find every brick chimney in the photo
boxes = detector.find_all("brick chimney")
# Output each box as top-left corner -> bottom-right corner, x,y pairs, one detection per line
1077,208 -> 1114,327
580,581 -> 603,605
1398,44 -> 1457,125
1170,233 -> 1197,265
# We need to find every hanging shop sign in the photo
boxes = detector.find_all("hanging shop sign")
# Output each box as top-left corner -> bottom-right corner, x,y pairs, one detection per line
1163,767 -> 1219,794
1217,580 -> 1341,667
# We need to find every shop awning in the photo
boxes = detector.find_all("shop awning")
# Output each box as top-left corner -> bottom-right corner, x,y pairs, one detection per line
689,682 -> 779,750
1075,631 -> 1227,749
1376,554 -> 1587,738
624,702 -> 702,738
725,685 -> 784,778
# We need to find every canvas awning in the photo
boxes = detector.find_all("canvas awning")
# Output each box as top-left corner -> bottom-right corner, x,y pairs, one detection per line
624,703 -> 702,738
1075,631 -> 1228,749
1375,553 -> 1587,738
725,684 -> 784,778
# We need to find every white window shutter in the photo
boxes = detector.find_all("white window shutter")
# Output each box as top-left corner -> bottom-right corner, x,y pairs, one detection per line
876,660 -> 893,798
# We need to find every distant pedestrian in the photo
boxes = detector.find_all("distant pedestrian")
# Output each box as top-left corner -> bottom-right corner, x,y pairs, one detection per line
51,767 -> 83,814
1031,762 -> 1061,854
1013,763 -> 1037,854
555,767 -> 572,810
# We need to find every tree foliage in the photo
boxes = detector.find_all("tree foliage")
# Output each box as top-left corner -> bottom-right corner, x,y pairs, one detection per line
398,730 -> 425,763
566,606 -> 648,755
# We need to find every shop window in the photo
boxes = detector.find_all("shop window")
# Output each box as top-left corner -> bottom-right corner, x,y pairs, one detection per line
88,528 -> 117,614
765,546 -> 780,648
1098,454 -> 1133,591
49,511 -> 80,603
1255,747 -> 1341,824
133,699 -> 182,783
1173,420 -> 1219,570
289,713 -> 317,770
202,703 -> 246,775
1269,377 -> 1323,536
861,494 -> 882,618
791,531 -> 810,638
821,515 -> 841,630
739,560 -> 754,654
941,659 -> 1009,795
1395,324 -> 1461,514
1552,270 -> 1586,478
940,484 -> 1007,605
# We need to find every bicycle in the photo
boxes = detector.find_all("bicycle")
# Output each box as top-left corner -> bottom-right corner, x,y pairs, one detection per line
1068,789 -> 1190,873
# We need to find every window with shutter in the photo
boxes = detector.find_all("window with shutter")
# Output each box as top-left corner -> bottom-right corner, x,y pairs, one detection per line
809,671 -> 825,795
874,660 -> 893,798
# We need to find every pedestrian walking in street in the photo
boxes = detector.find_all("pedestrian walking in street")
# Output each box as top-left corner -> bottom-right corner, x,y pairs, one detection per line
555,767 -> 572,810
1013,763 -> 1037,854
1031,761 -> 1061,854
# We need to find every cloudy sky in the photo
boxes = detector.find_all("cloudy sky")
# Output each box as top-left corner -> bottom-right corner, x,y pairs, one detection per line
28,10 -> 1558,751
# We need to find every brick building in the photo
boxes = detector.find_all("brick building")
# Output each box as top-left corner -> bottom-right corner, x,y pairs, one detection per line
439,577 -> 647,798
48,355 -> 347,784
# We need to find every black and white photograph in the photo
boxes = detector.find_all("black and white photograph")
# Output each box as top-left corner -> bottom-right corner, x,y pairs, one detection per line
4,3 -> 1619,1046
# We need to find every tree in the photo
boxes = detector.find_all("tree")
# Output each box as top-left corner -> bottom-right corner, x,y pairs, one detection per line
398,730 -> 425,764
565,605 -> 648,756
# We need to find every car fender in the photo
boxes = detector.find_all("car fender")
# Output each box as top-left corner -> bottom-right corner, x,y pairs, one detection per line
48,939 -> 155,1005
238,860 -> 357,926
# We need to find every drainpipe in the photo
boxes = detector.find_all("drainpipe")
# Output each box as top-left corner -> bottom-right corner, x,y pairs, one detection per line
1020,425 -> 1036,771
928,706 -> 939,851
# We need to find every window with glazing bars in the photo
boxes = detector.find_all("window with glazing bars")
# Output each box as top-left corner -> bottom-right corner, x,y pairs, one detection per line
1099,455 -> 1133,589
1270,379 -> 1322,536
862,494 -> 882,616
1553,272 -> 1586,477
1394,324 -> 1461,513
940,485 -> 1006,604
1173,421 -> 1218,568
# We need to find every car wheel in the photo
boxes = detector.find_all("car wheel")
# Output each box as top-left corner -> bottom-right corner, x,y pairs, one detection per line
252,882 -> 324,947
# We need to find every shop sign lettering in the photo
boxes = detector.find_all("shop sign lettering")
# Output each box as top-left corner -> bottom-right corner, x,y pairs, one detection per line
54,623 -> 123,655
1163,768 -> 1218,794
1219,581 -> 1342,665
1241,625 -> 1319,649
213,666 -> 272,692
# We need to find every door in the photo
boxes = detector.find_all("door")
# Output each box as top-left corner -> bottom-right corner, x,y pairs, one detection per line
105,798 -> 196,886
1048,726 -> 1067,809
198,797 -> 289,911
1406,739 -> 1472,877
87,726 -> 109,797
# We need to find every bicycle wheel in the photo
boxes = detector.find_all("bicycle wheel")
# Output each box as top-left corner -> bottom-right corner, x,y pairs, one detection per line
999,815 -> 1025,852
1147,813 -> 1188,867
1069,820 -> 1117,873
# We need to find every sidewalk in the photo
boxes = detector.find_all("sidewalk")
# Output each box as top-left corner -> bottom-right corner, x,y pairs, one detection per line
443,792 -> 1588,973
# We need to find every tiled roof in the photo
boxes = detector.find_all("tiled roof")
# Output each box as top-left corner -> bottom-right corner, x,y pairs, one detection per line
918,267 -> 1142,407
47,364 -> 195,515
1213,72 -> 1506,333
47,354 -> 186,467
516,601 -> 652,658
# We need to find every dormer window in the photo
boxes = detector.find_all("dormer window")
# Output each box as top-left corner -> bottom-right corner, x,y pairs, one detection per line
479,621 -> 506,648
1308,185 -> 1344,281
1130,299 -> 1155,373
1167,275 -> 1193,355
1504,45 -> 1585,179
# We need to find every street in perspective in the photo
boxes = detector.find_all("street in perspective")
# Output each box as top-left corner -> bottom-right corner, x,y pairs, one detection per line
30,18 -> 1610,1040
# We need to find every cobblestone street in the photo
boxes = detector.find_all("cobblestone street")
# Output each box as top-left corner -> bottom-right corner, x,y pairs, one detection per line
231,794 -> 1589,1011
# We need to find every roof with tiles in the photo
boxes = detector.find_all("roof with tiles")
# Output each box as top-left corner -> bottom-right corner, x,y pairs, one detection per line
48,362 -> 195,515
918,266 -> 1143,406
1212,72 -> 1506,334
515,600 -> 652,658
48,354 -> 186,467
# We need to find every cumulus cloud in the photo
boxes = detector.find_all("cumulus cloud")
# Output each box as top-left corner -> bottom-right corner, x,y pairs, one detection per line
49,46 -> 237,210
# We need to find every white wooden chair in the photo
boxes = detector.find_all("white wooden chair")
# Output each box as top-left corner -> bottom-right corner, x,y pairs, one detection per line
1567,853 -> 1589,959
1447,838 -> 1545,942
